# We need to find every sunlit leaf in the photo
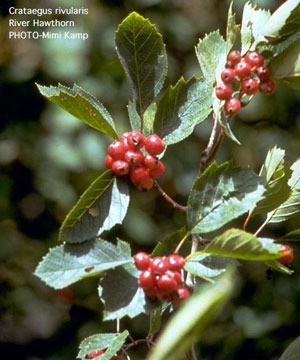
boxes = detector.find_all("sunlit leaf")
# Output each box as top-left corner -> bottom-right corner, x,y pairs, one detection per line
154,77 -> 212,145
265,260 -> 294,275
37,83 -> 118,138
59,173 -> 130,243
34,239 -> 132,289
226,1 -> 240,52
184,254 -> 226,281
187,162 -> 265,234
279,335 -> 300,360
115,12 -> 168,118
147,269 -> 234,360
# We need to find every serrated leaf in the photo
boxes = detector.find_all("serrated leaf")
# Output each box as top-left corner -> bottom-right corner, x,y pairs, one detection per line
265,260 -> 294,275
263,0 -> 300,43
147,269 -> 234,360
201,229 -> 282,261
268,38 -> 300,89
226,1 -> 240,52
36,83 -> 118,138
99,265 -> 153,320
34,239 -> 132,289
151,228 -> 189,257
241,2 -> 271,53
154,77 -> 212,145
196,31 -> 227,83
60,174 -> 130,243
187,162 -> 265,234
269,159 -> 300,223
184,254 -> 226,281
115,12 -> 167,118
254,146 -> 292,214
279,335 -> 300,360
77,331 -> 129,360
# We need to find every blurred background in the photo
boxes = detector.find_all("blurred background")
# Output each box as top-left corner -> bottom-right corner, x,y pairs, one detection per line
1,0 -> 300,359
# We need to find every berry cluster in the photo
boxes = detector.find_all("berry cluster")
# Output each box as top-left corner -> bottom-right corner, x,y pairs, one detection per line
85,349 -> 121,359
134,252 -> 190,305
105,131 -> 165,191
278,244 -> 294,266
215,50 -> 275,116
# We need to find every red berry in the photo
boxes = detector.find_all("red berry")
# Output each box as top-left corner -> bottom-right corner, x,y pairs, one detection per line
215,83 -> 232,100
256,66 -> 271,82
124,149 -> 144,167
144,285 -> 158,299
135,176 -> 154,191
144,134 -> 165,155
127,130 -> 145,149
221,68 -> 236,83
134,252 -> 151,270
167,254 -> 185,271
166,270 -> 183,286
157,274 -> 178,296
149,160 -> 165,178
143,154 -> 159,169
107,140 -> 125,160
241,77 -> 259,95
278,245 -> 294,265
228,50 -> 242,65
130,166 -> 149,184
224,98 -> 241,116
111,160 -> 129,176
151,256 -> 168,274
104,155 -> 113,169
138,269 -> 156,289
259,80 -> 276,95
177,287 -> 190,300
112,356 -> 122,360
234,61 -> 252,78
244,51 -> 264,68
85,349 -> 104,359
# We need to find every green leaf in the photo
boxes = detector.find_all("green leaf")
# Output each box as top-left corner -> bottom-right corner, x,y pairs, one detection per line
226,1 -> 240,52
263,0 -> 300,43
187,162 -> 265,234
265,260 -> 294,275
99,265 -> 153,320
34,239 -> 132,289
283,228 -> 300,238
279,335 -> 300,360
115,12 -> 168,118
154,77 -> 212,145
241,2 -> 271,53
195,30 -> 227,83
36,83 -> 118,138
269,159 -> 300,223
151,228 -> 189,257
77,331 -> 129,360
254,146 -> 292,214
184,254 -> 226,282
147,269 -> 234,360
201,229 -> 283,261
149,306 -> 162,335
268,38 -> 300,89
59,173 -> 130,243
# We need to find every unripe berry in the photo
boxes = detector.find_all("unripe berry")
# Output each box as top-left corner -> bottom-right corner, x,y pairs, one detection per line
144,134 -> 165,156
111,160 -> 129,176
167,254 -> 185,271
228,50 -> 242,65
244,51 -> 264,68
143,154 -> 159,169
215,83 -> 232,100
259,80 -> 276,95
151,256 -> 168,274
241,77 -> 259,95
138,269 -> 156,289
149,160 -> 165,178
104,154 -> 113,169
234,61 -> 252,78
157,274 -> 178,296
256,66 -> 271,82
278,245 -> 294,265
107,140 -> 125,160
127,130 -> 145,149
224,98 -> 241,116
134,252 -> 151,270
221,68 -> 236,83
124,149 -> 144,167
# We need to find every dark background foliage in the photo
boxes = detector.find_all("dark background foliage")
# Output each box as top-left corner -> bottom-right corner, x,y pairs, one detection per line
0,0 -> 300,359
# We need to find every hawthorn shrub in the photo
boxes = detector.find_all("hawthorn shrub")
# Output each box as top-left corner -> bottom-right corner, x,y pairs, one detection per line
35,1 -> 300,359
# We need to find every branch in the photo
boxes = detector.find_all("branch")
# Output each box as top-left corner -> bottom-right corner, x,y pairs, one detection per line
154,181 -> 187,212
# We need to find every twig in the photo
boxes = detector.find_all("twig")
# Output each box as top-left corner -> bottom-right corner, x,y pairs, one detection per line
154,181 -> 187,212
186,235 -> 199,287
